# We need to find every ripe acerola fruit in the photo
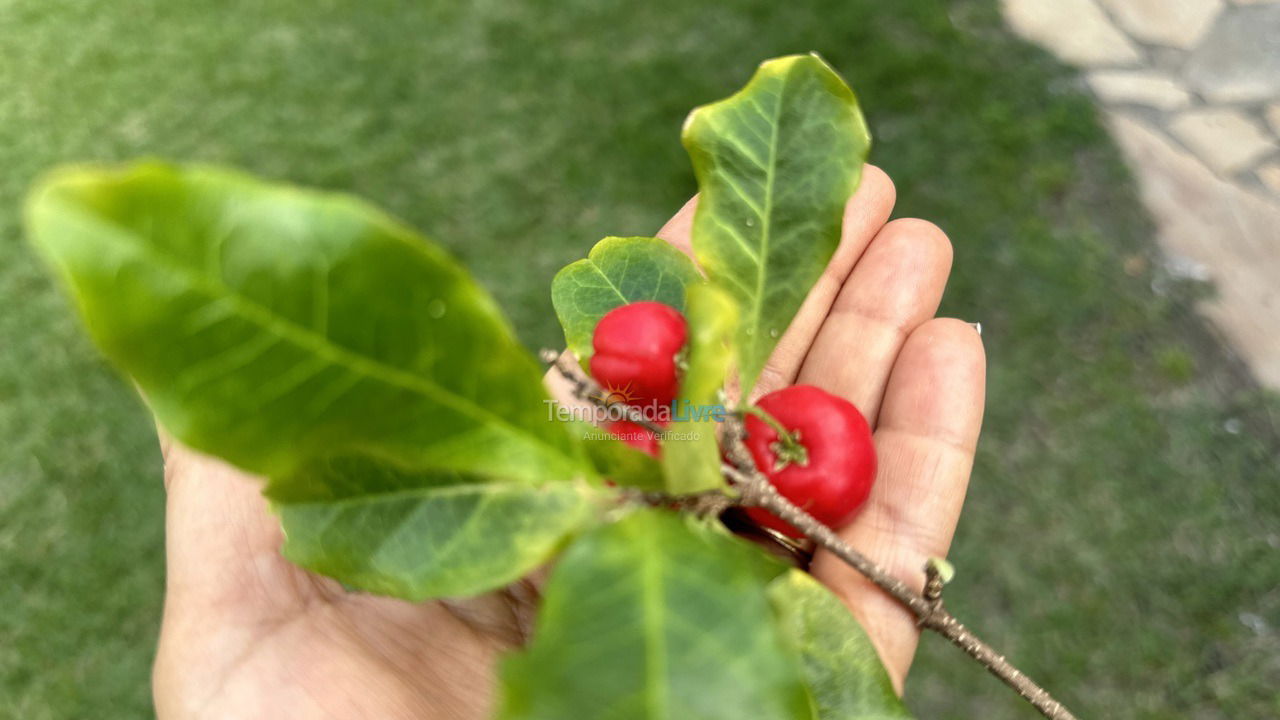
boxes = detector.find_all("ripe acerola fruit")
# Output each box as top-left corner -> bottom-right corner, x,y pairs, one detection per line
742,384 -> 876,537
590,301 -> 688,412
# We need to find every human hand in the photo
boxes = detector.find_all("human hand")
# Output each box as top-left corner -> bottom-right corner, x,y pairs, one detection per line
152,164 -> 984,718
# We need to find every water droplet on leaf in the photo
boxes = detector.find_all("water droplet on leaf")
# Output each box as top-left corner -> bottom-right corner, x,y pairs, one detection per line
428,299 -> 447,319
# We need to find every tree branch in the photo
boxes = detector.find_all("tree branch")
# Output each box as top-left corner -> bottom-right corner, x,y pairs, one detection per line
544,350 -> 1078,720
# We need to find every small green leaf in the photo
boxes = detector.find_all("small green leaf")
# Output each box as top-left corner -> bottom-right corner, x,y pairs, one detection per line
551,236 -> 702,363
661,284 -> 736,493
683,54 -> 871,395
769,571 -> 912,719
926,557 -> 956,584
25,162 -> 588,484
269,456 -> 599,600
498,510 -> 812,720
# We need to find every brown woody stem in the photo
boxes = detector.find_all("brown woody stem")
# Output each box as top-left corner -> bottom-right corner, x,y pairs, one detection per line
544,350 -> 1078,720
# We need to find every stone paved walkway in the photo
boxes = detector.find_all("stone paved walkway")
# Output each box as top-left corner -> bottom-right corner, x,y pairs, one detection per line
1002,0 -> 1280,387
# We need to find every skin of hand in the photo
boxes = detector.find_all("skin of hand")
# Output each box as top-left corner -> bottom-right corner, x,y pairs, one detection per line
151,165 -> 986,719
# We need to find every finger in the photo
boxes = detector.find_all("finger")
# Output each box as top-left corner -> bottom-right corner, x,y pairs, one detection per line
655,194 -> 698,257
654,165 -> 899,401
544,352 -> 602,416
795,217 -> 952,424
810,318 -> 986,691
154,434 -> 343,714
158,434 -> 330,620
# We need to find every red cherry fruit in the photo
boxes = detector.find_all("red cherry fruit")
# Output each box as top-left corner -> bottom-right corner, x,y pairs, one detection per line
743,385 -> 876,538
606,420 -> 662,458
590,301 -> 688,411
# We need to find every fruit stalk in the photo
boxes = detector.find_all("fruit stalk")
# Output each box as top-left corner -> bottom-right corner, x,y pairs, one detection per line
544,349 -> 1079,720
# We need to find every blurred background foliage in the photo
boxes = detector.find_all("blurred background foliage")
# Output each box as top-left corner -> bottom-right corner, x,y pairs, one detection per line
1,0 -> 1277,717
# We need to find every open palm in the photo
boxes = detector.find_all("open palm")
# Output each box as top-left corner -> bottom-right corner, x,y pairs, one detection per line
152,165 -> 985,719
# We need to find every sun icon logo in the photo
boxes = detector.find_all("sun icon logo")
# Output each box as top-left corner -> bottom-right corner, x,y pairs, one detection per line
600,381 -> 638,407
601,381 -> 637,404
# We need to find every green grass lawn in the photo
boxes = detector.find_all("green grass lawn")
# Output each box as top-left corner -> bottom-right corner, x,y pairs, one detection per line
2,0 -> 1277,717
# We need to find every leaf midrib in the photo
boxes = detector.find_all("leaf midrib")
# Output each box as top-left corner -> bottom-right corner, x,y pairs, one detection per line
64,198 -> 568,465
639,527 -> 669,719
748,63 -> 789,382
277,480 -> 581,507
585,258 -> 629,305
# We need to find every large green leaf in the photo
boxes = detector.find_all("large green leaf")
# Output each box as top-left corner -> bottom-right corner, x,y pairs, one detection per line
768,571 -> 911,720
25,162 -> 587,483
551,236 -> 702,363
661,283 -> 736,493
498,510 -> 812,720
682,54 -> 870,394
268,457 -> 598,600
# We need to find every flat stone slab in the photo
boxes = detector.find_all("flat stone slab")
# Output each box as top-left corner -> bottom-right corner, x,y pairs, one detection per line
1266,103 -> 1280,136
1005,0 -> 1280,389
1169,108 -> 1277,174
1109,113 -> 1280,388
1088,70 -> 1192,109
1098,0 -> 1223,49
1259,162 -> 1280,193
1002,0 -> 1141,66
1185,5 -> 1280,102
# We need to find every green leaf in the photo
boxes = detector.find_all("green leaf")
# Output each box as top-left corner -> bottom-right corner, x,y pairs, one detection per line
25,162 -> 588,483
682,54 -> 871,394
498,510 -> 812,720
551,236 -> 702,363
661,284 -> 736,493
268,456 -> 598,600
577,422 -> 666,491
768,571 -> 912,720
926,556 -> 956,584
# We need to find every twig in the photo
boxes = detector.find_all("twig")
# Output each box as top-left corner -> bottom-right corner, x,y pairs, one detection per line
544,350 -> 1078,720
542,349 -> 670,436
618,487 -> 735,518
724,417 -> 1076,720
